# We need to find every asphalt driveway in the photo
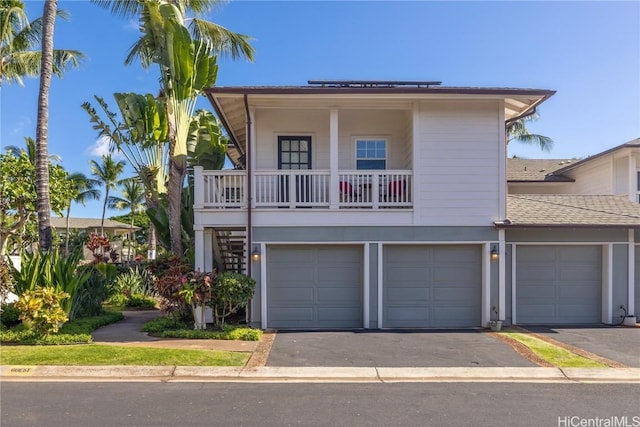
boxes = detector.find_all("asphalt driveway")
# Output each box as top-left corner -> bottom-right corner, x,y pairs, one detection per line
266,330 -> 536,367
521,325 -> 640,368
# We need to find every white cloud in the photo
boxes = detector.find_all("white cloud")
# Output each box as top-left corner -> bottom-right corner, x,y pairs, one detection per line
125,19 -> 139,31
85,135 -> 118,157
10,116 -> 31,136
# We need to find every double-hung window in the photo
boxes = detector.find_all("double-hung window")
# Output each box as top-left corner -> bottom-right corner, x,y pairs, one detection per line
356,139 -> 386,170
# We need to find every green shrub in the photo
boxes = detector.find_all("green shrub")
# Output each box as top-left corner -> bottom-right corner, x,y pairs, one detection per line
0,327 -> 92,345
14,287 -> 69,336
212,272 -> 256,329
74,265 -> 109,318
59,310 -> 124,335
111,267 -> 154,297
126,294 -> 157,309
0,302 -> 20,328
107,293 -> 129,307
11,249 -> 91,320
0,257 -> 15,307
141,316 -> 189,333
159,326 -> 262,341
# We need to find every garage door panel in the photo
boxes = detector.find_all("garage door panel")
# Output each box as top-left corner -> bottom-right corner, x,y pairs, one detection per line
270,307 -> 314,322
558,267 -> 600,281
270,287 -> 314,303
433,307 -> 477,325
386,307 -> 431,322
267,245 -> 363,329
514,283 -> 556,298
317,286 -> 360,302
433,267 -> 479,282
517,245 -> 601,324
383,245 -> 482,328
270,266 -> 315,282
387,287 -> 430,302
559,246 -> 600,262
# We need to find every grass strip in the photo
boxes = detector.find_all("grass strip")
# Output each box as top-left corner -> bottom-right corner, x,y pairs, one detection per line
0,344 -> 249,366
503,332 -> 607,368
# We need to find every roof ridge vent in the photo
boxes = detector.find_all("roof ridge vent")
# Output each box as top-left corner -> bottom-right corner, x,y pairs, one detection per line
307,80 -> 442,88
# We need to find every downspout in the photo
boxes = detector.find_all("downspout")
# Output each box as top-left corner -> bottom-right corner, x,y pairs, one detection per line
244,93 -> 253,325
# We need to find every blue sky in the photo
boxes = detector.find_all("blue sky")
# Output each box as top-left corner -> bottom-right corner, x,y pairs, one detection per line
1,0 -> 638,219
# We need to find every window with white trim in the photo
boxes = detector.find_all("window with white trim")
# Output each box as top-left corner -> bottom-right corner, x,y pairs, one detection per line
355,139 -> 386,170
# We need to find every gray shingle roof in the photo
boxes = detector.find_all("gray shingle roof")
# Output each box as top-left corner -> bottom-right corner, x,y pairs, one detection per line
501,195 -> 640,227
506,159 -> 575,182
50,217 -> 140,234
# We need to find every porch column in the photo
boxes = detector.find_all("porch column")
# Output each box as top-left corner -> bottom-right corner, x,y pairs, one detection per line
194,225 -> 205,272
602,244 -> 613,324
481,242 -> 491,327
329,109 -> 339,209
204,229 -> 214,272
194,166 -> 204,209
498,229 -> 506,321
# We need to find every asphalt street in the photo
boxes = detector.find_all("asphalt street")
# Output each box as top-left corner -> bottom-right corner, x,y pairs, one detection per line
2,382 -> 639,427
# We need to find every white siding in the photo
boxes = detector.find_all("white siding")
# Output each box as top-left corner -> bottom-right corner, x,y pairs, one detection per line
415,100 -> 502,225
614,157 -> 629,195
566,156 -> 613,194
254,109 -> 330,169
337,110 -> 410,170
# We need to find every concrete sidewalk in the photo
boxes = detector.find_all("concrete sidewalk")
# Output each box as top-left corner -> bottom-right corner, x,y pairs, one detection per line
2,365 -> 639,383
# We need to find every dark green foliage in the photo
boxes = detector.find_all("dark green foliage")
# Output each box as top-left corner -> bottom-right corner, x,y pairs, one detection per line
58,310 -> 123,335
141,315 -> 189,333
73,265 -> 109,318
125,294 -> 156,309
1,302 -> 20,328
212,272 -> 256,329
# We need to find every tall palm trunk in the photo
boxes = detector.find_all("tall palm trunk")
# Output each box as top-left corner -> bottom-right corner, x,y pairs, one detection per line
35,0 -> 57,252
145,195 -> 158,260
100,186 -> 109,236
167,129 -> 185,257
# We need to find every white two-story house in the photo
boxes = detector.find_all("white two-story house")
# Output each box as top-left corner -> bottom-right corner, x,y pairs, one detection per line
193,81 -> 640,329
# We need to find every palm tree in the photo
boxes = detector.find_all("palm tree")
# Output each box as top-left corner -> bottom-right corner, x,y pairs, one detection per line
107,177 -> 145,261
507,113 -> 554,152
92,0 -> 253,256
64,172 -> 100,255
5,136 -> 61,163
90,154 -> 125,235
0,0 -> 84,86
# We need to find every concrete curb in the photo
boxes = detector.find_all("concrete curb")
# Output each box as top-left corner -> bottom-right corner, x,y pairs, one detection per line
2,365 -> 639,383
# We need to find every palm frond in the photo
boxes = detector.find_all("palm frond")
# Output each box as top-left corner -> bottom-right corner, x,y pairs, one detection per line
190,18 -> 254,60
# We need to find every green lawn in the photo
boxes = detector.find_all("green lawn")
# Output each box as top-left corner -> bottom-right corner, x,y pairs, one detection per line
503,332 -> 608,368
0,344 -> 250,366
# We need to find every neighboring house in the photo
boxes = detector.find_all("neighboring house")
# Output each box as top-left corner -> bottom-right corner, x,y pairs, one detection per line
50,217 -> 140,261
508,139 -> 640,202
193,80 -> 640,329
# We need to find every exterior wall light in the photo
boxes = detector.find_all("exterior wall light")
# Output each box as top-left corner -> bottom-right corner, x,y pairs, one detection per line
251,246 -> 261,262
490,244 -> 499,261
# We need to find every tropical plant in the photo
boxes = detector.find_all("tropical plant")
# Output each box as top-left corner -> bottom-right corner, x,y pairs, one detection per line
92,0 -> 253,257
108,177 -> 145,261
0,0 -> 84,86
507,113 -> 554,152
14,286 -> 69,336
5,136 -> 61,163
178,270 -> 215,329
64,172 -> 100,255
0,256 -> 15,309
0,149 -> 76,255
10,248 -> 91,319
89,154 -> 126,235
212,272 -> 255,329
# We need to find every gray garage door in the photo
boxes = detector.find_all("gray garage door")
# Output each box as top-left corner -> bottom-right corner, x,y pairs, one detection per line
629,246 -> 640,322
516,245 -> 602,324
267,245 -> 363,329
383,245 -> 482,328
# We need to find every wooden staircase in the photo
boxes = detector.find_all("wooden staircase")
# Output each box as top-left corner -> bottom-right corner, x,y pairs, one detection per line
212,227 -> 246,273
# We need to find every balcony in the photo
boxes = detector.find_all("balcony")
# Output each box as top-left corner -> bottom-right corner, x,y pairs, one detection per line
194,167 -> 413,210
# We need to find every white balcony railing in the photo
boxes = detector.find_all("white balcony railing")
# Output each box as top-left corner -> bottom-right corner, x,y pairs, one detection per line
194,167 -> 412,210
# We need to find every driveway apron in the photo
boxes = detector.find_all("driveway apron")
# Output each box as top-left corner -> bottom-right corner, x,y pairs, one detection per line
266,330 -> 536,367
